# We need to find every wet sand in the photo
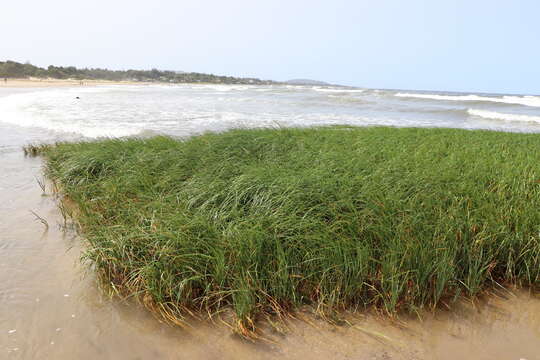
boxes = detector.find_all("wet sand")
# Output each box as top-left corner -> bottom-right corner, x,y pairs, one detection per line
1,88 -> 539,359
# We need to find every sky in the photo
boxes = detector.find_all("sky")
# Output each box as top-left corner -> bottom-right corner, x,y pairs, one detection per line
2,0 -> 539,94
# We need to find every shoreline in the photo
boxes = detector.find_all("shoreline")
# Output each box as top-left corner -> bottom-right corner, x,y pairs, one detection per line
0,78 -> 279,89
0,78 -> 158,88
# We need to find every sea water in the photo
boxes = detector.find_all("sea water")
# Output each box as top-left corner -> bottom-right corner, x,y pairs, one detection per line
1,84 -> 540,144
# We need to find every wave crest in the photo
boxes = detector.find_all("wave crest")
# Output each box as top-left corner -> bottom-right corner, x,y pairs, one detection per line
396,93 -> 540,108
467,109 -> 540,123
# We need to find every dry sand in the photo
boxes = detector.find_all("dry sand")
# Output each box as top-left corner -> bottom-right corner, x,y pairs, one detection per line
0,78 -> 152,88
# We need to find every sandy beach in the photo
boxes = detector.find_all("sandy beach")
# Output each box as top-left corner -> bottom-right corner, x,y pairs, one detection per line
0,78 -> 151,88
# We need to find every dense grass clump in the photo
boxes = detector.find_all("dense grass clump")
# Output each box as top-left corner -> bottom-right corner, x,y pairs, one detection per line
40,127 -> 540,332
23,143 -> 53,157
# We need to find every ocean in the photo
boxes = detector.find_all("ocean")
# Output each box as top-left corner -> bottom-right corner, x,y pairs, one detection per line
1,84 -> 540,147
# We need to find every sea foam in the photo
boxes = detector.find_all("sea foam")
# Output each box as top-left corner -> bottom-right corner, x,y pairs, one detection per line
0,90 -> 143,138
467,109 -> 540,123
396,93 -> 540,108
313,87 -> 365,93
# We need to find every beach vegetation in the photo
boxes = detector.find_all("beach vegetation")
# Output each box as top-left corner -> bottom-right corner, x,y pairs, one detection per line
0,60 -> 275,85
35,127 -> 540,335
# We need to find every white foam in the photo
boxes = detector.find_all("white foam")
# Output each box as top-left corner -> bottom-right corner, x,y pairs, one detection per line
467,109 -> 540,123
0,90 -> 143,138
2,85 -> 539,141
396,93 -> 540,107
313,88 -> 365,93
196,84 -> 252,92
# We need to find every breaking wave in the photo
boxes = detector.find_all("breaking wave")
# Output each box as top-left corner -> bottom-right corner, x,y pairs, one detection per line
467,109 -> 540,123
396,93 -> 540,108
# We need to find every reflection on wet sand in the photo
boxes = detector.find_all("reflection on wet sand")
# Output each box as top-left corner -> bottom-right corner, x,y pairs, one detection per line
1,154 -> 539,360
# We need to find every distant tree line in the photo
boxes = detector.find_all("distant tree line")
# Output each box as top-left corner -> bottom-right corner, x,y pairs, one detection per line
0,60 -> 277,85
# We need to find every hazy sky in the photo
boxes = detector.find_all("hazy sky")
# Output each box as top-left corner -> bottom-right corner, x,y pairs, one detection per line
2,0 -> 539,94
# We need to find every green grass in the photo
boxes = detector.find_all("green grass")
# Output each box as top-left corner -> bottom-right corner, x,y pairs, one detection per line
37,126 -> 540,334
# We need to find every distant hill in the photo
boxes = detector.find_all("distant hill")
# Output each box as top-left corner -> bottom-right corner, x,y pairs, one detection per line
286,79 -> 330,86
0,60 -> 278,85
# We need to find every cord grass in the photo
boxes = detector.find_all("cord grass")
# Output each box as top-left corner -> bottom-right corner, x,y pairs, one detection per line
36,126 -> 540,334
23,143 -> 53,157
